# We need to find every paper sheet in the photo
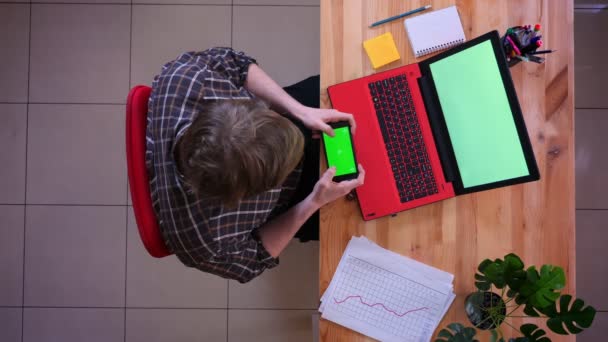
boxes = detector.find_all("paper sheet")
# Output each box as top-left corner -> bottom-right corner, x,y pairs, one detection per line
320,237 -> 455,342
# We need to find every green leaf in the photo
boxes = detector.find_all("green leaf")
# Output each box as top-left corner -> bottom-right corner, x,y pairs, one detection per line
519,323 -> 551,342
484,262 -> 508,288
435,323 -> 479,342
475,254 -> 526,291
523,303 -> 542,317
475,259 -> 494,291
542,295 -> 597,335
517,265 -> 565,308
448,323 -> 465,333
503,254 -> 527,291
462,327 -> 477,340
437,329 -> 454,339
478,259 -> 493,272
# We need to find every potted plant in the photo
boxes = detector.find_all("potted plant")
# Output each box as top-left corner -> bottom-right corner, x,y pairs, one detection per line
435,253 -> 596,342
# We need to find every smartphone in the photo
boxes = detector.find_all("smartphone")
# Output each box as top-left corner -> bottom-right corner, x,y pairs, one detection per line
322,121 -> 359,182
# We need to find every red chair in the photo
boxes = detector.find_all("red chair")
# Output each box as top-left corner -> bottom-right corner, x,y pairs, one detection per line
126,85 -> 172,258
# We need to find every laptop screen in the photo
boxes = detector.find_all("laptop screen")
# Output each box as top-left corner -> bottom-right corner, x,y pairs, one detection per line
428,40 -> 530,189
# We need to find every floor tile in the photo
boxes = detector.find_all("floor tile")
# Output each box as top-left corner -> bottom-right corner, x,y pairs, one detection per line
575,109 -> 608,209
35,0 -> 129,3
126,208 -> 227,308
577,311 -> 608,342
27,104 -> 126,205
29,4 -> 130,103
576,210 -> 608,310
0,104 -> 26,203
233,6 -> 320,87
0,206 -> 24,306
574,10 -> 608,108
312,312 -> 320,342
131,5 -> 231,86
23,308 -> 124,342
134,0 -> 229,4
574,0 -> 608,5
0,4 -> 29,102
235,0 -> 319,5
229,240 -> 318,309
126,309 -> 226,342
228,309 -> 316,342
0,308 -> 22,342
24,206 -> 126,307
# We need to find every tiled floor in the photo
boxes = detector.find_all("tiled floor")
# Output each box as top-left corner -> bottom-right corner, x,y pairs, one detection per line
1,1 -> 607,341
0,1 -> 319,341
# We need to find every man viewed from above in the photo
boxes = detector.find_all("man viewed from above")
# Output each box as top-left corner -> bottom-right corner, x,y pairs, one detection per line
147,47 -> 365,283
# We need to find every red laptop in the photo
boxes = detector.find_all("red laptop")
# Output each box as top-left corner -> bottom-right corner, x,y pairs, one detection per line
328,31 -> 540,220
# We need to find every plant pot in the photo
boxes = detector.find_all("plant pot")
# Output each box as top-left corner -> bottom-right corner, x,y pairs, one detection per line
465,291 -> 507,330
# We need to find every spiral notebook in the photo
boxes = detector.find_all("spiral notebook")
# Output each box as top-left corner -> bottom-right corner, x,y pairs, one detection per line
404,6 -> 466,58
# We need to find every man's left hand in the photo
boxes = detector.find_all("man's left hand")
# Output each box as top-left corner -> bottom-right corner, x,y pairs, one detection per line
295,107 -> 356,138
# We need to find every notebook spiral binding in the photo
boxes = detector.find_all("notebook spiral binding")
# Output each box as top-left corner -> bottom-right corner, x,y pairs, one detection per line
415,38 -> 465,58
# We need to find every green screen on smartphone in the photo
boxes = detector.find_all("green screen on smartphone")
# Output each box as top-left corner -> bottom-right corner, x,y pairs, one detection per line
429,40 -> 530,188
323,126 -> 357,176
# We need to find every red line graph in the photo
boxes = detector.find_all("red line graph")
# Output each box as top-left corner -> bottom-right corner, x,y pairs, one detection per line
333,295 -> 428,318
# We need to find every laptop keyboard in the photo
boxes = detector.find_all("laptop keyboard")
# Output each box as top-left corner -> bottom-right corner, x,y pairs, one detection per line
368,75 -> 438,203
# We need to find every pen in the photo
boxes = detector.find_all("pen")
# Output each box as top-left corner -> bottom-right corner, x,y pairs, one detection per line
529,49 -> 555,55
369,5 -> 432,28
505,36 -> 522,55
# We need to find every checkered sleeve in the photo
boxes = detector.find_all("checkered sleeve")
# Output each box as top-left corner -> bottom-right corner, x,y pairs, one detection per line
199,47 -> 257,89
193,230 -> 279,284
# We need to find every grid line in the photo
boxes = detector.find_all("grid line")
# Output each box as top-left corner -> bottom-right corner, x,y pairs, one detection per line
21,3 -> 32,342
0,1 -> 320,5
7,203 -> 130,207
26,102 -> 126,105
124,2 -> 133,340
1,305 -> 316,310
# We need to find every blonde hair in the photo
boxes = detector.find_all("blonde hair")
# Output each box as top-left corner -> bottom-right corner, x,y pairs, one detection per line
175,99 -> 305,207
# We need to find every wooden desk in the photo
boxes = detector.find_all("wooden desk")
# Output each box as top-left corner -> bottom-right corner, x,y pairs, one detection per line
319,1 -> 574,341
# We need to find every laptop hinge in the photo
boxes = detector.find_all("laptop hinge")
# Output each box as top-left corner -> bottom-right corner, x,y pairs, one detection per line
418,75 -> 457,183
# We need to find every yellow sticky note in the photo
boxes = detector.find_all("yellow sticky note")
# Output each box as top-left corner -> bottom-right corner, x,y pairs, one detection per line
363,32 -> 401,69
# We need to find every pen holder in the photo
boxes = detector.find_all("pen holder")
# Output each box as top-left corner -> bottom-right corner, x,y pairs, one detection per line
501,24 -> 547,68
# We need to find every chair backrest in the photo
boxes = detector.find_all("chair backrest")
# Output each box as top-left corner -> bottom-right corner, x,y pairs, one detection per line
126,85 -> 172,258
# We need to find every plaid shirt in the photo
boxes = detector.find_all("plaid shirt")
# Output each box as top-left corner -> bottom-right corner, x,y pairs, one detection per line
146,48 -> 302,283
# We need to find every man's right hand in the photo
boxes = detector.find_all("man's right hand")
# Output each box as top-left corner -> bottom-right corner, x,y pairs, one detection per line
310,165 -> 365,208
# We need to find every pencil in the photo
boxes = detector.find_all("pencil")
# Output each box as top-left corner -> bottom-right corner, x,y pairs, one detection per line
369,5 -> 432,28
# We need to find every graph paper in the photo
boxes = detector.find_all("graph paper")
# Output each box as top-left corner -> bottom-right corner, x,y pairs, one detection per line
320,237 -> 455,342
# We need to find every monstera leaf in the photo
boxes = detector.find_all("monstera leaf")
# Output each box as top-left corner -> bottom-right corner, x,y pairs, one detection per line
542,295 -> 596,335
435,323 -> 478,342
516,324 -> 551,342
523,303 -> 543,317
516,265 -> 565,308
475,254 -> 526,291
475,259 -> 493,291
490,325 -> 549,342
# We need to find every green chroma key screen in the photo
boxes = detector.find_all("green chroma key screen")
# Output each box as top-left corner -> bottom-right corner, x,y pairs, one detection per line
429,40 -> 530,188
323,126 -> 357,176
